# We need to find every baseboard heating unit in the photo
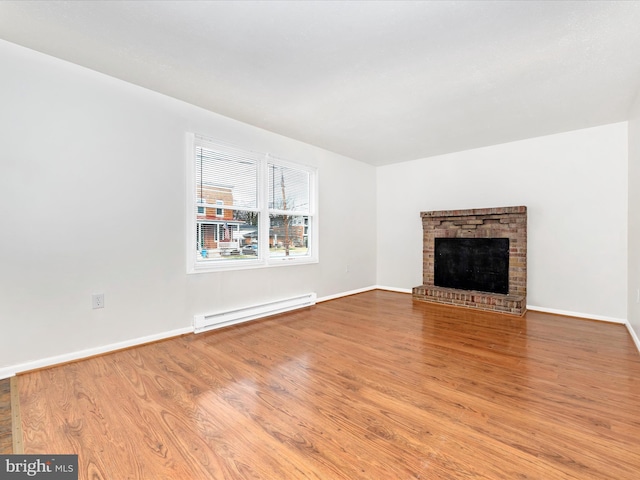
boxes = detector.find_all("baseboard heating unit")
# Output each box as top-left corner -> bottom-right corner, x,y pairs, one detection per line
193,292 -> 317,334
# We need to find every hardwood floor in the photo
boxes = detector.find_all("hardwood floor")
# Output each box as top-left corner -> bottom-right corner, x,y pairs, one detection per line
0,378 -> 12,453
16,290 -> 640,479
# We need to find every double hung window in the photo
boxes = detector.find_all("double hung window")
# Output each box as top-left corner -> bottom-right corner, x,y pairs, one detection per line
187,134 -> 317,272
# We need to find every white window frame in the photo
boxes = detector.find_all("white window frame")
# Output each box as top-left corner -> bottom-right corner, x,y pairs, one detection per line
215,200 -> 224,217
186,133 -> 318,273
196,198 -> 205,215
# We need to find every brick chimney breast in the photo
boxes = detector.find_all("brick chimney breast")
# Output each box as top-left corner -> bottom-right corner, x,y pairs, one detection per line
412,206 -> 527,315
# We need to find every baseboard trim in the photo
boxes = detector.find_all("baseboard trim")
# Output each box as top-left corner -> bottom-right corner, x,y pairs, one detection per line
374,285 -> 412,294
316,285 -> 413,303
0,326 -> 194,380
316,286 -> 378,302
625,322 -> 640,354
526,305 -> 626,324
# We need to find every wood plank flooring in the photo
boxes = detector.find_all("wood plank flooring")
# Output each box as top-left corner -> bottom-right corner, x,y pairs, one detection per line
16,290 -> 640,479
0,378 -> 12,453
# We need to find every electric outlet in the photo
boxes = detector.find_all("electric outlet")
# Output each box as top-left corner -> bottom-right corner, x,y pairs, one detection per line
637,288 -> 640,304
92,293 -> 104,309
345,264 -> 350,273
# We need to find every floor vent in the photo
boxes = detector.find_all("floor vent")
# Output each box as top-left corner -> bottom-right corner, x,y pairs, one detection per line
194,292 -> 317,334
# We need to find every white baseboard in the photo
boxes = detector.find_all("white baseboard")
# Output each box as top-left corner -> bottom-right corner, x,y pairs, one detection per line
0,326 -> 194,380
526,305 -> 626,324
316,286 -> 377,302
625,322 -> 640,354
526,305 -> 640,355
316,285 -> 413,303
375,285 -> 412,294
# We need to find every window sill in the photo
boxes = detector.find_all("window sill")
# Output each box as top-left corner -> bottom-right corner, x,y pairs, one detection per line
188,256 -> 318,274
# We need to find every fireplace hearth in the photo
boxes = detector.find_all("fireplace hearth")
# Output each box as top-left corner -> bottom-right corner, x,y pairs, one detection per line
413,206 -> 527,315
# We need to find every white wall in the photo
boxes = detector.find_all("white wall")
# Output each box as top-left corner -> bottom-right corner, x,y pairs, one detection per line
0,40 -> 377,375
377,123 -> 628,321
629,92 -> 640,342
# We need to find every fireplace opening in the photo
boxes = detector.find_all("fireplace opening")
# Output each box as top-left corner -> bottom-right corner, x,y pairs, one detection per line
434,238 -> 509,295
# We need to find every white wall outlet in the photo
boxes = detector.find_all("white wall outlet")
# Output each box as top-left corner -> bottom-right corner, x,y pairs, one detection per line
637,288 -> 640,304
92,293 -> 105,309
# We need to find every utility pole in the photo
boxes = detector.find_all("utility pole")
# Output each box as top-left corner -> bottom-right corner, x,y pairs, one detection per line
281,170 -> 289,256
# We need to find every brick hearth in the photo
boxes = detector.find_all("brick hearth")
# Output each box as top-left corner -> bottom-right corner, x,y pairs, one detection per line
412,206 -> 527,315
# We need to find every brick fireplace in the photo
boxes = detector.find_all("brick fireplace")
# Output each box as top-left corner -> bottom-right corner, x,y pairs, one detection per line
412,206 -> 527,315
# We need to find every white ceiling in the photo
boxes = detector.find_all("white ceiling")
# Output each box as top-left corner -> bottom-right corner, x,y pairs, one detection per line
1,1 -> 640,166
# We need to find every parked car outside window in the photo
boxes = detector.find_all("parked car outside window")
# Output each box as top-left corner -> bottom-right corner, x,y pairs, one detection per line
242,244 -> 258,255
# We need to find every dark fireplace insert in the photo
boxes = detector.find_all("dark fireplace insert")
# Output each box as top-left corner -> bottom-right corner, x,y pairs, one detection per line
434,238 -> 509,295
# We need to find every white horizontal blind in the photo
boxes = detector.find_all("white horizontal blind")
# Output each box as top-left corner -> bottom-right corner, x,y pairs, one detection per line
267,163 -> 310,213
267,161 -> 312,259
194,138 -> 261,264
196,141 -> 258,209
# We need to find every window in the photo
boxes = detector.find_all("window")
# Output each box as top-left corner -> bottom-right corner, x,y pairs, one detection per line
187,134 -> 317,272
